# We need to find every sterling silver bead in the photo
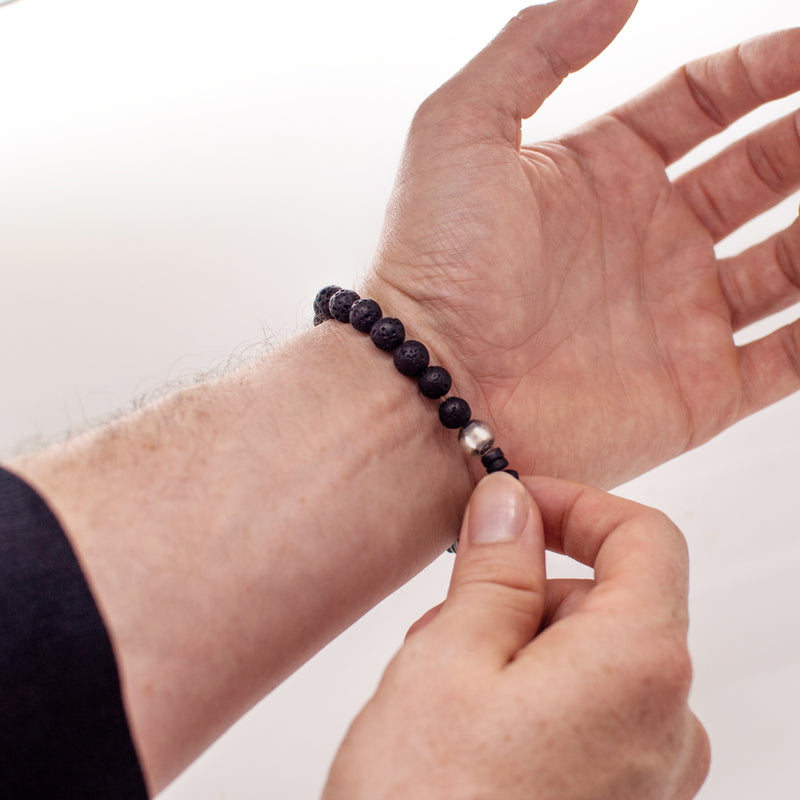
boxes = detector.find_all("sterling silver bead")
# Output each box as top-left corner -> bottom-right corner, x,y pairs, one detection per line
458,420 -> 494,456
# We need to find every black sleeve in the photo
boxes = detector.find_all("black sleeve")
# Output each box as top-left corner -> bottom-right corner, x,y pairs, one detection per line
0,466 -> 149,799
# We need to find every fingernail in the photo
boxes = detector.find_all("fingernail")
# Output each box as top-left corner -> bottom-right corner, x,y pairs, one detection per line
467,473 -> 530,544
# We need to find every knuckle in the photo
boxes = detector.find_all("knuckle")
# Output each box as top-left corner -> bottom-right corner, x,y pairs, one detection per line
688,175 -> 729,240
629,634 -> 693,707
683,63 -> 727,129
410,90 -> 444,134
744,111 -> 800,197
410,83 -> 480,140
780,322 -> 800,379
665,714 -> 711,796
694,719 -> 713,782
509,6 -> 538,26
746,134 -> 787,195
456,557 -> 545,610
719,259 -> 748,329
489,580 -> 546,627
412,88 -> 442,123
638,505 -> 677,532
639,506 -> 689,562
409,69 -> 516,144
735,41 -> 769,106
775,222 -> 800,291
384,636 -> 455,694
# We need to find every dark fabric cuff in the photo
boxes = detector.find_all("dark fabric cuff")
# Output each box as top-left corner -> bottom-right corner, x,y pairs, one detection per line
0,465 -> 149,799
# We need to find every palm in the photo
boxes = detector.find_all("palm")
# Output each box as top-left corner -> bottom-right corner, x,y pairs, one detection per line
368,22 -> 800,487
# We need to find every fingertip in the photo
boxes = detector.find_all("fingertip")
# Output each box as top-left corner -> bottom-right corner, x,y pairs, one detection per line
412,0 -> 639,147
460,471 -> 540,549
474,0 -> 639,119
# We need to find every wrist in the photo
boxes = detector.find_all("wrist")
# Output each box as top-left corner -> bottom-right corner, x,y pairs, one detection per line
304,316 -> 477,539
356,271 -> 495,487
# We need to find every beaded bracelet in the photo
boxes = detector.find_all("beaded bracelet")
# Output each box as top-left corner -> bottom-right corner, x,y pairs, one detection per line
314,285 -> 519,553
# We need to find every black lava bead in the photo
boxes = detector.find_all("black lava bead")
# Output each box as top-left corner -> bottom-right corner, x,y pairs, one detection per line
314,285 -> 342,320
485,456 -> 510,473
481,448 -> 506,469
439,397 -> 471,429
370,317 -> 405,352
393,340 -> 430,378
350,299 -> 383,333
418,366 -> 451,399
329,289 -> 360,322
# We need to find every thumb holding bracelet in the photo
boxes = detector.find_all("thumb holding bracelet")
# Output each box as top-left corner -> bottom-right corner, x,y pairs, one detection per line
427,472 -> 547,666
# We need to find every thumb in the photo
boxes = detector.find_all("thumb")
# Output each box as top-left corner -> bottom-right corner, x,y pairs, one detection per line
426,0 -> 638,142
435,473 -> 547,666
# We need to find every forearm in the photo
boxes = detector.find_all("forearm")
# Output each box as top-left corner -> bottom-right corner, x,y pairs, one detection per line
8,319 -> 475,792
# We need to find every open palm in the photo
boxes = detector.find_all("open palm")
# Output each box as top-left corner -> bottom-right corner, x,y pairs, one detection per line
366,1 -> 800,487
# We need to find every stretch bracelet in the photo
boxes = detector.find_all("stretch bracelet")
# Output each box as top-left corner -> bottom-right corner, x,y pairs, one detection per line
314,285 -> 519,553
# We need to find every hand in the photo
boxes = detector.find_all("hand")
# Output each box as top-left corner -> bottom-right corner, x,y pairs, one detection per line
323,473 -> 710,800
363,0 -> 800,487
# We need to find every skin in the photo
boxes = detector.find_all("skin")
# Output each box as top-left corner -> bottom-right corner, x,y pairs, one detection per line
10,324 -> 477,792
323,473 -> 710,800
365,0 -> 800,488
5,0 -> 797,794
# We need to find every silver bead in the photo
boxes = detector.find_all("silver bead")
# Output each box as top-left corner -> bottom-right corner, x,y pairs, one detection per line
458,420 -> 494,456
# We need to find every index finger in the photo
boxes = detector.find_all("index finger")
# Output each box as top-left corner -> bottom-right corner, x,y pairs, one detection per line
611,28 -> 800,166
523,476 -> 689,628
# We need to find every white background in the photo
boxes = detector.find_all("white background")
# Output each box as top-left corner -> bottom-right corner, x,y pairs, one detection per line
1,0 -> 799,797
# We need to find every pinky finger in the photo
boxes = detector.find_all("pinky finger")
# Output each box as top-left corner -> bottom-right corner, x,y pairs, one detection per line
737,318 -> 800,418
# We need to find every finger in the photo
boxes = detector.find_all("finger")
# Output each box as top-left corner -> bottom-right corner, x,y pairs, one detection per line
406,561 -> 583,647
737,317 -> 800,418
419,0 -> 637,145
430,472 -> 546,666
719,215 -> 800,331
540,578 -> 594,630
523,476 -> 690,628
675,108 -> 800,243
612,29 -> 800,165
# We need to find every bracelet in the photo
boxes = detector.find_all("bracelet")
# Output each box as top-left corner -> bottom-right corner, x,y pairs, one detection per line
314,285 -> 519,553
